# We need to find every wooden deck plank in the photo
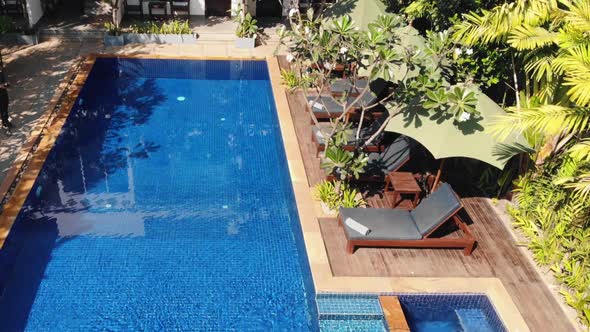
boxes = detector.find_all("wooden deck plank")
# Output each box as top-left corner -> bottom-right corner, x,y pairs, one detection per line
379,296 -> 410,332
279,59 -> 574,331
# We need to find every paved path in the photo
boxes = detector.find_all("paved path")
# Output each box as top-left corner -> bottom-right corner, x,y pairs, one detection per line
0,40 -> 102,186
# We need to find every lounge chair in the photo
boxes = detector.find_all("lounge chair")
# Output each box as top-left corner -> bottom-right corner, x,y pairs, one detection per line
311,112 -> 389,156
362,135 -> 411,180
338,183 -> 476,255
306,79 -> 388,120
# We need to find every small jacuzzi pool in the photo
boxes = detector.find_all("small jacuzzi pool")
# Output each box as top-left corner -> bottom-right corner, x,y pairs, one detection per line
317,293 -> 506,332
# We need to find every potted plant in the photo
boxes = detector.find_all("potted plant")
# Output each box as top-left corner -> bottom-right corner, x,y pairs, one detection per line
232,4 -> 258,49
104,22 -> 124,46
123,20 -> 196,45
314,180 -> 365,215
0,16 -> 38,45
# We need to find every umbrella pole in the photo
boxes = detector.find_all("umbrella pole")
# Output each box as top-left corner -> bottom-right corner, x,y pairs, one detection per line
432,159 -> 445,191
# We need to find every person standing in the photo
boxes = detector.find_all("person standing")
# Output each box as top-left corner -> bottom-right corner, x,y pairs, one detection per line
0,55 -> 11,129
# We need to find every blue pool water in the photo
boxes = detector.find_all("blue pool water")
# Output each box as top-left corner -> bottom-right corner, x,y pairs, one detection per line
316,293 -> 506,332
0,58 -> 318,330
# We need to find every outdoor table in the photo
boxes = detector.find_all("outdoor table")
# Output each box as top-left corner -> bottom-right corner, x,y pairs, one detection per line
384,172 -> 421,208
148,0 -> 169,19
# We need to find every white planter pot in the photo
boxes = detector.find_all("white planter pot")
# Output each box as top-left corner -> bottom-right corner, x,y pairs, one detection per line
122,33 -> 197,45
104,35 -> 125,46
235,37 -> 255,49
320,202 -> 337,216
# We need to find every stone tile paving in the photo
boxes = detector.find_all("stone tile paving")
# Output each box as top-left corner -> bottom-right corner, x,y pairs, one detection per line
0,39 -> 103,186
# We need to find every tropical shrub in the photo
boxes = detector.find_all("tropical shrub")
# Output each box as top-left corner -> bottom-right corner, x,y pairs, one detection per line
231,3 -> 258,38
0,16 -> 16,34
129,20 -> 191,34
313,180 -> 365,210
453,0 -> 590,326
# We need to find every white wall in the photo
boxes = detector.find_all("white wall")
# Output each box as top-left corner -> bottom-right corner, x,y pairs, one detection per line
25,0 -> 43,28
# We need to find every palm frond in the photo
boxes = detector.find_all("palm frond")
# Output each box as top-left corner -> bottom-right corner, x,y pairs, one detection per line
568,139 -> 590,161
561,0 -> 590,32
489,105 -> 590,140
524,50 -> 556,83
508,24 -> 558,50
553,45 -> 590,106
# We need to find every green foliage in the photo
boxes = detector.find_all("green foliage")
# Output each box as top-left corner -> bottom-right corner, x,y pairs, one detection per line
313,180 -> 365,210
231,4 -> 258,38
0,15 -> 16,34
129,20 -> 191,34
509,162 -> 590,327
104,22 -> 121,36
320,146 -> 368,180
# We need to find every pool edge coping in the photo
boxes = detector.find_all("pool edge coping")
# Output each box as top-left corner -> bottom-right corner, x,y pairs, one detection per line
0,55 -> 97,249
265,57 -> 530,332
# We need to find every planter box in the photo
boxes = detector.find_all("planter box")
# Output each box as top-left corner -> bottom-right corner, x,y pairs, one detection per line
235,37 -> 255,49
104,35 -> 125,47
121,33 -> 197,45
320,202 -> 338,216
0,33 -> 38,45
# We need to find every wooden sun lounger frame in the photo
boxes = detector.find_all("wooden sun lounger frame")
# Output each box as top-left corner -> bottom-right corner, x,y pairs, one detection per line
310,130 -> 385,157
337,197 -> 476,256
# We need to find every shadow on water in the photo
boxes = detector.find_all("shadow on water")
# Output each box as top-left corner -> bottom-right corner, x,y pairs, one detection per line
0,57 -> 166,331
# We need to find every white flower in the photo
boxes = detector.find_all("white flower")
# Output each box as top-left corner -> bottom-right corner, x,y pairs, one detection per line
286,53 -> 295,62
459,111 -> 471,122
289,8 -> 298,17
304,26 -> 310,35
466,48 -> 473,55
324,63 -> 333,70
454,48 -> 462,56
339,47 -> 348,54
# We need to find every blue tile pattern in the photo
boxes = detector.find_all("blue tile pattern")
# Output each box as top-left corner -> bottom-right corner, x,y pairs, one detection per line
0,58 -> 318,331
316,293 -> 507,332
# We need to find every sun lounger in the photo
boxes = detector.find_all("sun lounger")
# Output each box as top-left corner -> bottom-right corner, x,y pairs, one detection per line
306,79 -> 389,120
311,114 -> 388,156
338,183 -> 476,255
362,135 -> 411,180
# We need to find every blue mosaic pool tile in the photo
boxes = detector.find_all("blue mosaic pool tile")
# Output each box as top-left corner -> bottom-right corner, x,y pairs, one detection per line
317,294 -> 383,316
319,317 -> 387,332
456,309 -> 495,332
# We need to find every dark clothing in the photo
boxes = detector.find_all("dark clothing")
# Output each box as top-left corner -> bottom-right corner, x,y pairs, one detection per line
0,87 -> 9,126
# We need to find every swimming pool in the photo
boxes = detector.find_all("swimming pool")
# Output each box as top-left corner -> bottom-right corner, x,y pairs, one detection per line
0,58 -> 318,330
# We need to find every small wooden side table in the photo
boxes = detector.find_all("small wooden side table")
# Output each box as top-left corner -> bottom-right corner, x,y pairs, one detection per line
384,172 -> 422,208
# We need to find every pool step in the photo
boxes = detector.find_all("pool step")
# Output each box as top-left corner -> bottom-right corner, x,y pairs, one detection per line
316,294 -> 387,331
379,296 -> 410,332
319,316 -> 387,332
455,309 -> 495,332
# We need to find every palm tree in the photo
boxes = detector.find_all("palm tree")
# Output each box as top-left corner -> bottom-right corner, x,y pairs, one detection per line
453,0 -> 590,196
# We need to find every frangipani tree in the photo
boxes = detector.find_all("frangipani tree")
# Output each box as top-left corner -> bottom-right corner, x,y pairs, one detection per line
279,7 -> 480,180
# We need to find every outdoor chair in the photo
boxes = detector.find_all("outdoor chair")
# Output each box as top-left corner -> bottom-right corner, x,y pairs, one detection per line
311,112 -> 388,156
171,0 -> 190,17
1,0 -> 23,14
361,135 -> 411,180
338,183 -> 476,255
124,0 -> 142,17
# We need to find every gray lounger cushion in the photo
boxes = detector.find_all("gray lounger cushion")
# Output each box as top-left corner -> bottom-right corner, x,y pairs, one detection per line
330,78 -> 368,94
330,78 -> 388,98
340,208 -> 422,240
366,136 -> 411,175
307,93 -> 377,114
410,183 -> 462,236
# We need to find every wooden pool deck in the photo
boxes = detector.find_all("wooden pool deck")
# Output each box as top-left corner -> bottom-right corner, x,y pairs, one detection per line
277,57 -> 576,331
